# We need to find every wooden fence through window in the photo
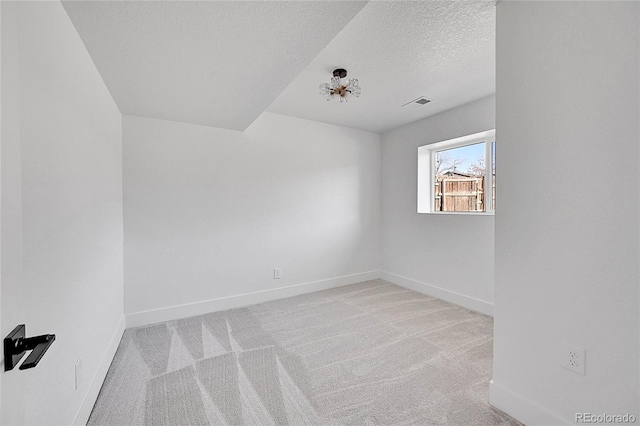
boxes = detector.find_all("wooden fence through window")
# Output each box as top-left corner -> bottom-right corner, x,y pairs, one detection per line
434,176 -> 486,212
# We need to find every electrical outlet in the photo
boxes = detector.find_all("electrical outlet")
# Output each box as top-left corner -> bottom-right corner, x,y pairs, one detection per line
274,268 -> 281,279
561,342 -> 585,375
75,358 -> 83,390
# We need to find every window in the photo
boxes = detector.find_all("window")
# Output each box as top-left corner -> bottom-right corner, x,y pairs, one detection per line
417,130 -> 495,214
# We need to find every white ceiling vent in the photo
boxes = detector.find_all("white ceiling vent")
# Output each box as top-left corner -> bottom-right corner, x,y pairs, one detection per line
401,96 -> 431,109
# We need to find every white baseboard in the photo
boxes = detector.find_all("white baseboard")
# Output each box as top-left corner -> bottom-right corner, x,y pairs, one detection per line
125,271 -> 382,328
489,380 -> 569,425
380,271 -> 494,316
74,314 -> 125,426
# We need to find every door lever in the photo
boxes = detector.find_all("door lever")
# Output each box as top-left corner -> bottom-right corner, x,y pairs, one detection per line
4,324 -> 56,371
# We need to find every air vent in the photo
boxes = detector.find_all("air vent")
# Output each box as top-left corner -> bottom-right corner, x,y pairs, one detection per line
401,97 -> 431,108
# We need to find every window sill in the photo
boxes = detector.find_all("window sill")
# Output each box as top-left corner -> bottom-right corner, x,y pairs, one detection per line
418,211 -> 495,216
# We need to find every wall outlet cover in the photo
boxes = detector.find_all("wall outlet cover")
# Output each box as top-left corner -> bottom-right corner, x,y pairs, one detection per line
561,342 -> 585,375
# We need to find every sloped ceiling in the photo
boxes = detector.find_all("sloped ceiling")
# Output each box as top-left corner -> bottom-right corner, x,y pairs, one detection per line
62,1 -> 367,131
268,1 -> 496,133
63,1 -> 495,134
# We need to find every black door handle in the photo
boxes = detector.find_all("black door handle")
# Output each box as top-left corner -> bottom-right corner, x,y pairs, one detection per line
4,325 -> 56,371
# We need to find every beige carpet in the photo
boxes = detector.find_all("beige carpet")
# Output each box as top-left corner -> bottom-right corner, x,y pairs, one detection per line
89,280 -> 519,425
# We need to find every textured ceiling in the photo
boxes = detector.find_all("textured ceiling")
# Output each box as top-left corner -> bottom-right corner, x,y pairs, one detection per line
63,1 -> 494,134
267,1 -> 496,133
62,1 -> 367,131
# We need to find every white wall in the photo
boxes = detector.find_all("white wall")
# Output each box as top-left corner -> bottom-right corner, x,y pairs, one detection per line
1,2 -> 125,425
381,96 -> 495,314
1,2 -> 26,424
123,112 -> 381,321
492,2 -> 639,424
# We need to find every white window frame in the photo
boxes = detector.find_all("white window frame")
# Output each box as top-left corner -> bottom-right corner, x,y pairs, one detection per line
417,129 -> 495,215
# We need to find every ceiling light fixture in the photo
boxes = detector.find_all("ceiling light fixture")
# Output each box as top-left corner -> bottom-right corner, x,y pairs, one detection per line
319,68 -> 361,103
